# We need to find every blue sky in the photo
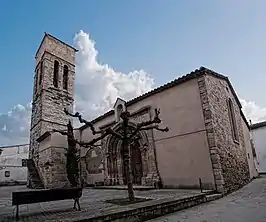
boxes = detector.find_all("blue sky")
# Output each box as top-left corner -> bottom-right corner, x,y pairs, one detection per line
0,0 -> 266,113
0,1 -> 266,145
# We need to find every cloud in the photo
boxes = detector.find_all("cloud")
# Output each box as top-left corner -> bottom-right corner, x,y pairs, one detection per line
240,99 -> 266,124
0,103 -> 32,146
0,30 -> 154,146
73,30 -> 154,118
0,30 -> 265,146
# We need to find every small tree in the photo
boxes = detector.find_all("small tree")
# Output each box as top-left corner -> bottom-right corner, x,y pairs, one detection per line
112,109 -> 169,201
53,120 -> 81,187
57,107 -> 169,201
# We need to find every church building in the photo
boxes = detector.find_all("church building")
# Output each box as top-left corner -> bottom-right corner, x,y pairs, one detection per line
27,33 -> 258,195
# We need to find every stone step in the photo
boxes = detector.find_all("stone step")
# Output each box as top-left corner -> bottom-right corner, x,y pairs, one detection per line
27,159 -> 44,189
202,190 -> 216,195
33,185 -> 44,189
30,175 -> 40,179
31,178 -> 40,182
31,180 -> 43,184
30,179 -> 44,188
30,173 -> 39,176
205,193 -> 222,202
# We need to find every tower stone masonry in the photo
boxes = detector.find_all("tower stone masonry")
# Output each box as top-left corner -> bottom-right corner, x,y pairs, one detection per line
28,33 -> 77,188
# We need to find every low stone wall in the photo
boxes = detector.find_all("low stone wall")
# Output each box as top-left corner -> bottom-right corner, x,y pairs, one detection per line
163,183 -> 214,190
93,185 -> 155,191
63,194 -> 207,222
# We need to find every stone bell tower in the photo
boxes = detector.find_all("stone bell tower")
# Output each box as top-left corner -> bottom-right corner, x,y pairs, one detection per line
28,33 -> 77,188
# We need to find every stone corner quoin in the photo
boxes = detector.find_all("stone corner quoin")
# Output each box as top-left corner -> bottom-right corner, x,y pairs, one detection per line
197,73 -> 250,194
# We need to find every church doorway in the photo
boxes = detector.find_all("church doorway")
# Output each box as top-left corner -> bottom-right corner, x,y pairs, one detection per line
122,141 -> 143,185
106,124 -> 149,186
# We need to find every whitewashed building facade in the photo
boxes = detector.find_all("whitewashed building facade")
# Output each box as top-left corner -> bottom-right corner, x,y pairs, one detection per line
251,121 -> 266,174
0,144 -> 29,185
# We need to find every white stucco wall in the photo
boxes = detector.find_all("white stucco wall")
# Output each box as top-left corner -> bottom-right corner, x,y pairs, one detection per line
0,144 -> 29,184
251,126 -> 266,173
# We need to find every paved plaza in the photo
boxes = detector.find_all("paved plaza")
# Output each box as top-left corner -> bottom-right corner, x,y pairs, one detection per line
0,185 -> 201,222
148,177 -> 266,222
2,178 -> 266,222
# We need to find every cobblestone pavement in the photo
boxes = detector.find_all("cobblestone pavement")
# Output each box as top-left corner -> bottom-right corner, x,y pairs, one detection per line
148,177 -> 266,222
0,185 -> 201,222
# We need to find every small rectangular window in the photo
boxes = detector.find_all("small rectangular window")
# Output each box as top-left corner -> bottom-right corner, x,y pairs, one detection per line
250,139 -> 257,157
228,98 -> 239,142
22,159 -> 27,167
5,171 -> 10,177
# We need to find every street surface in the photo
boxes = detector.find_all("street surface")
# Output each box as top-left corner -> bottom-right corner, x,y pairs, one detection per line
148,177 -> 266,222
0,185 -> 201,221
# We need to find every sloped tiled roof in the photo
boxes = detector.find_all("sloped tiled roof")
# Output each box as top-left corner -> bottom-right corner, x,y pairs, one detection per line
0,144 -> 29,149
250,121 -> 266,130
80,66 -> 249,130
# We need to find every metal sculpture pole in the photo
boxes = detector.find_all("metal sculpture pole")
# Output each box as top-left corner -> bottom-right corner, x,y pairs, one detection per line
62,107 -> 169,202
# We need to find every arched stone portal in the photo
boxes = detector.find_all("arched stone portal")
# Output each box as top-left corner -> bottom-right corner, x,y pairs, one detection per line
104,123 -> 154,186
129,140 -> 143,185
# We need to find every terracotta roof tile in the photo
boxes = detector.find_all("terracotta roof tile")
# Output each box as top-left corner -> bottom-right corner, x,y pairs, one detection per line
250,121 -> 266,130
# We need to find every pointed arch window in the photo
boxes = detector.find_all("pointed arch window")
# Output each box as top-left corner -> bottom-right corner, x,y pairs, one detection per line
228,98 -> 239,142
63,65 -> 69,90
39,61 -> 43,86
34,69 -> 38,93
116,104 -> 123,121
53,60 -> 59,87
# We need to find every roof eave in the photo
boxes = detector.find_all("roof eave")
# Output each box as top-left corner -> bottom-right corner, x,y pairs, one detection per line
79,66 -> 247,131
35,32 -> 78,59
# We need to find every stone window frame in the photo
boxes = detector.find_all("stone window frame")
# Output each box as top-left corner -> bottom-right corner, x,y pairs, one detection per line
39,60 -> 43,86
250,138 -> 257,158
4,171 -> 10,178
22,159 -> 27,167
116,104 -> 123,122
227,98 -> 239,143
53,60 -> 59,88
34,68 -> 39,93
63,64 -> 69,90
